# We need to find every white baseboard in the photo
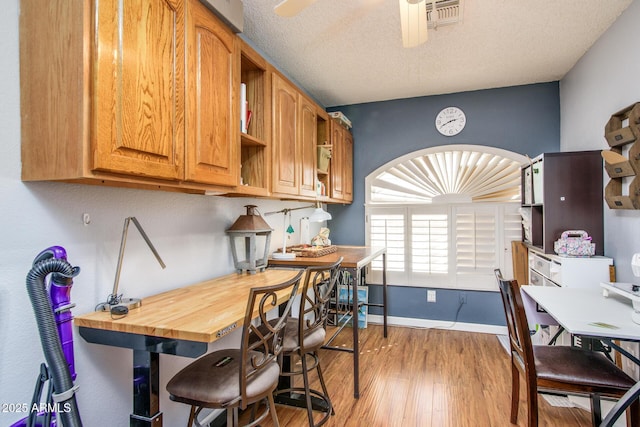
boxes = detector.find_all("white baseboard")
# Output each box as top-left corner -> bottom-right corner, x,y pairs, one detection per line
367,314 -> 508,335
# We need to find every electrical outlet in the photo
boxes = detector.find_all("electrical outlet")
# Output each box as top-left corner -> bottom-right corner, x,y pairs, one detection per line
459,292 -> 467,304
427,290 -> 436,303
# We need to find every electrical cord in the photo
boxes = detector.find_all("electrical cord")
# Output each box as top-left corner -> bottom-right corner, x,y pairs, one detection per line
94,295 -> 129,320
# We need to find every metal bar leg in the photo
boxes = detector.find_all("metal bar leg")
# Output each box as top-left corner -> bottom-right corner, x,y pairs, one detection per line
591,393 -> 602,426
131,350 -> 163,427
382,252 -> 388,338
353,267 -> 360,398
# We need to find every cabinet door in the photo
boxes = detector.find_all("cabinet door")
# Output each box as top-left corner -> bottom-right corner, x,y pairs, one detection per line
343,129 -> 353,202
330,120 -> 344,199
299,97 -> 317,197
184,0 -> 238,186
272,73 -> 298,195
93,0 -> 185,180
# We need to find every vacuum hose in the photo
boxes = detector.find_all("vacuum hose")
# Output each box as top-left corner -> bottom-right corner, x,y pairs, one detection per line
26,252 -> 82,427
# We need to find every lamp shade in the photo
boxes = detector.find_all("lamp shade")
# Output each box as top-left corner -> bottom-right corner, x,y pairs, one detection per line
227,205 -> 272,232
308,207 -> 332,222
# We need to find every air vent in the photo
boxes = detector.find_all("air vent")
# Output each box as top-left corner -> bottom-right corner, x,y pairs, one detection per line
426,0 -> 462,29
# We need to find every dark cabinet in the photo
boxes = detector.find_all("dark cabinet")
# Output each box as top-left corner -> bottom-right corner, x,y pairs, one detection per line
521,151 -> 604,255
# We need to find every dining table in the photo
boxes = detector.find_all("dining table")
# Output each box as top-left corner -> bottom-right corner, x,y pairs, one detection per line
521,284 -> 640,424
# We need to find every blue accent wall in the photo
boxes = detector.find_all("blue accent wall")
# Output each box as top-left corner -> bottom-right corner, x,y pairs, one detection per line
328,82 -> 561,326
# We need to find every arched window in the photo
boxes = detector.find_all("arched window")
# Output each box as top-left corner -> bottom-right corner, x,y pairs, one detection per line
365,145 -> 527,291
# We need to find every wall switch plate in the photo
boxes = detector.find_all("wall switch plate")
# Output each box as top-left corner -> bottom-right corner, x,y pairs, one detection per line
427,289 -> 436,302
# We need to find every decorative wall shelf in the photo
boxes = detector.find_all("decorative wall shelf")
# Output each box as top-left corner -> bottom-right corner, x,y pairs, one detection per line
604,103 -> 640,147
602,102 -> 640,209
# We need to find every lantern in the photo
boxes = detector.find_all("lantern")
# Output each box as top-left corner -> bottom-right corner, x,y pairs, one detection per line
226,205 -> 272,274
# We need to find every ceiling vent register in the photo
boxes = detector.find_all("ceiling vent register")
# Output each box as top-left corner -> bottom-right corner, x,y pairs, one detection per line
427,0 -> 462,29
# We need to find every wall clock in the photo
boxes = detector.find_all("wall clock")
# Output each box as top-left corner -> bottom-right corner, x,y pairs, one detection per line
435,107 -> 466,136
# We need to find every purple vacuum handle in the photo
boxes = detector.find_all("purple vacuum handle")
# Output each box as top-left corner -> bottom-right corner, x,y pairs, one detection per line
35,246 -> 77,381
11,247 -> 79,427
33,246 -> 68,263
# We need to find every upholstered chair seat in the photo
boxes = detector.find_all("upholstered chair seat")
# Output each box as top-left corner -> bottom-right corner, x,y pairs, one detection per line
166,271 -> 303,427
167,349 -> 280,408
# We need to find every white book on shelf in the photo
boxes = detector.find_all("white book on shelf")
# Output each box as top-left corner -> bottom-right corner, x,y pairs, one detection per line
240,83 -> 247,133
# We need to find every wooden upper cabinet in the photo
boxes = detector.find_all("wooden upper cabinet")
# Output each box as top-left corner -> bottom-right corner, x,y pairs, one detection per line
271,71 -> 319,198
329,118 -> 353,202
21,0 -> 239,192
343,129 -> 353,202
93,0 -> 185,180
330,119 -> 344,199
271,73 -> 299,195
20,0 -> 341,201
299,97 -> 318,197
184,0 -> 238,186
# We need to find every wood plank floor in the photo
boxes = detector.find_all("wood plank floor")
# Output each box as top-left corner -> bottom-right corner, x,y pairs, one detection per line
244,325 -> 595,427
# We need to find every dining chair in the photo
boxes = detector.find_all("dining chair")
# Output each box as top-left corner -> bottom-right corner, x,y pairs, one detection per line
494,269 -> 639,427
166,270 -> 303,427
274,257 -> 343,427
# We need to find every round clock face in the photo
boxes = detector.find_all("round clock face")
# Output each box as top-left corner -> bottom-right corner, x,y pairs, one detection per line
435,107 -> 466,136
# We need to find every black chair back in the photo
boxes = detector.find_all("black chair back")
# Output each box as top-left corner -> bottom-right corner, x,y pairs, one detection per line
297,257 -> 343,354
240,270 -> 303,403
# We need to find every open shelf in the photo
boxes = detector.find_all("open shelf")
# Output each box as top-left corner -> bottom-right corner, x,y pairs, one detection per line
316,111 -> 330,197
241,132 -> 267,147
239,40 -> 269,192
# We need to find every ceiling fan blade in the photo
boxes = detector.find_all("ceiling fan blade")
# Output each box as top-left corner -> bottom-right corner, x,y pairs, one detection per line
399,0 -> 428,48
274,0 -> 319,17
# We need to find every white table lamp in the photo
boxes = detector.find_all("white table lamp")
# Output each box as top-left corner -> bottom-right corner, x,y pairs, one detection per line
265,202 -> 331,259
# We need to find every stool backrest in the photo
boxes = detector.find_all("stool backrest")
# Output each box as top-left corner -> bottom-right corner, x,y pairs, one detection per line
298,257 -> 343,353
240,270 -> 303,399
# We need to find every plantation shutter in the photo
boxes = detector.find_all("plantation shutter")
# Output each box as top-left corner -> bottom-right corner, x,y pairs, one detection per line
370,149 -> 522,204
455,206 -> 497,275
365,145 -> 527,290
411,212 -> 448,274
369,208 -> 405,281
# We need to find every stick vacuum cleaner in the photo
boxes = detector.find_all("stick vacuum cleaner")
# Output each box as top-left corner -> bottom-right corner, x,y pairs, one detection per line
11,246 -> 82,427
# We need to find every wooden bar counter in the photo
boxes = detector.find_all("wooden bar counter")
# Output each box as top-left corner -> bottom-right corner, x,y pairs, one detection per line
74,269 -> 301,427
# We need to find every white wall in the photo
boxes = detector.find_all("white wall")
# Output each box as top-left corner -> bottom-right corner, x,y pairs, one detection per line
0,1 -> 318,425
560,0 -> 640,283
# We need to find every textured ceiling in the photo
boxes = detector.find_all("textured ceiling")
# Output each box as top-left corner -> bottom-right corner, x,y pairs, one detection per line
241,0 -> 633,107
